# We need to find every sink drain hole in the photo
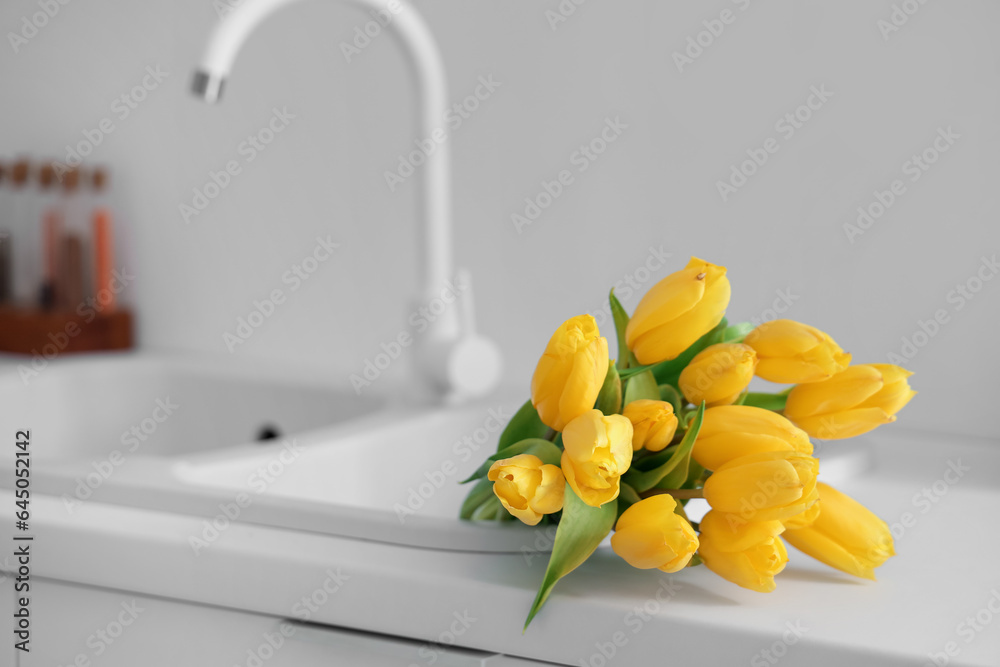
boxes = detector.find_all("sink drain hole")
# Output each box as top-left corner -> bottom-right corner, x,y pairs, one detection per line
256,424 -> 281,442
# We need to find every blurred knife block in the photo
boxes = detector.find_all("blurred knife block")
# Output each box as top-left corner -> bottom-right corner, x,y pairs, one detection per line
0,306 -> 133,355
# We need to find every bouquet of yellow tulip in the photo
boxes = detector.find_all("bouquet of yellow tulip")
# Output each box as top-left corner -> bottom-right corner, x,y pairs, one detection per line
460,257 -> 915,628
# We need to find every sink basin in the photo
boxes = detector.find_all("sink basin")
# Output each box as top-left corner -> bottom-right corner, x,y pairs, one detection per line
0,352 -> 382,461
0,352 -> 541,553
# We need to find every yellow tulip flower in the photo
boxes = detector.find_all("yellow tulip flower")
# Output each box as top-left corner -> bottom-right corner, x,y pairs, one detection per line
531,314 -> 610,431
783,482 -> 895,580
703,450 -> 819,523
678,343 -> 757,407
782,500 -> 821,530
488,454 -> 565,526
698,511 -> 788,593
625,257 -> 731,365
622,399 -> 679,452
561,409 -> 633,508
744,319 -> 851,384
611,495 -> 699,572
784,364 -> 916,440
693,405 -> 812,472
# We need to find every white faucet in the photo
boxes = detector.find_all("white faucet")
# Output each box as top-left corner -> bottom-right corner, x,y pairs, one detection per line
192,0 -> 501,400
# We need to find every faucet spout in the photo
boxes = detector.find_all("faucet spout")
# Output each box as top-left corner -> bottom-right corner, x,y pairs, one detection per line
194,0 -> 452,305
191,70 -> 225,104
192,0 -> 501,399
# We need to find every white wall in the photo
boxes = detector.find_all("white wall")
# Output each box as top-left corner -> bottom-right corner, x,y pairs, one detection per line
2,0 -> 998,438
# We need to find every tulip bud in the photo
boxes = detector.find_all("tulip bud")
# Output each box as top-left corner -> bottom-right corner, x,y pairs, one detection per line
531,315 -> 610,431
625,257 -> 731,365
678,343 -> 757,407
693,405 -> 812,472
744,319 -> 851,384
697,511 -> 788,593
703,450 -> 819,523
611,495 -> 699,572
487,454 -> 565,526
782,500 -> 821,530
784,364 -> 916,440
622,399 -> 678,452
561,410 -> 633,508
783,483 -> 895,579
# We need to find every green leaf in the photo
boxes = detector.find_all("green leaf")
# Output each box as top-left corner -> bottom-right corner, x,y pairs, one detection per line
720,321 -> 754,344
497,400 -> 550,451
459,478 -> 496,520
617,363 -> 657,379
623,368 -> 659,405
471,495 -> 501,520
460,438 -> 562,484
742,392 -> 788,411
658,384 -> 684,415
656,402 -> 705,490
609,289 -> 631,371
623,402 -> 705,492
524,484 -> 617,630
595,361 -> 622,415
651,318 -> 729,387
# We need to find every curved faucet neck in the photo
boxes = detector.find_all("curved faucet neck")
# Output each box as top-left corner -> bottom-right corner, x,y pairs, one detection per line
196,0 -> 455,317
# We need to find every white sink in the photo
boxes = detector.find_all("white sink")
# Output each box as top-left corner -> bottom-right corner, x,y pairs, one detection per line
0,352 -> 381,461
0,352 -> 539,553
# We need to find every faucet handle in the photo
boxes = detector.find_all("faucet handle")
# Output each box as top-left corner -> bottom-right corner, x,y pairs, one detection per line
415,268 -> 502,399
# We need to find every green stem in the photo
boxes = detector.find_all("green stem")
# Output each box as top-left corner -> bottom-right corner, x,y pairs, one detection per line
640,488 -> 705,500
742,391 -> 789,411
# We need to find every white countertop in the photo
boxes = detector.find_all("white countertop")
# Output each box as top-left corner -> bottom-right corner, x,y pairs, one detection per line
6,426 -> 999,666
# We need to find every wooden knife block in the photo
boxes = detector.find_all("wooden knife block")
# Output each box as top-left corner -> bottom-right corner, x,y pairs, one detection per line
0,306 -> 133,355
